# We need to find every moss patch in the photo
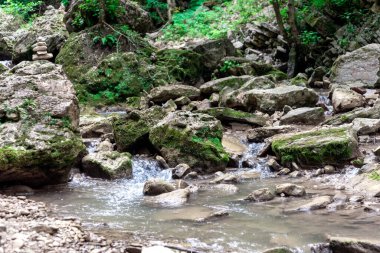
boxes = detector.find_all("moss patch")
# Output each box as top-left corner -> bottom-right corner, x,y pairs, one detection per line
271,127 -> 357,167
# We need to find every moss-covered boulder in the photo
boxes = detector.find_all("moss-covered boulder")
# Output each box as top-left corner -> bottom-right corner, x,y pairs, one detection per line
198,107 -> 268,126
149,111 -> 229,173
155,49 -> 203,83
81,52 -> 169,103
82,151 -> 132,179
56,26 -> 153,83
112,106 -> 168,152
0,61 -> 85,186
271,127 -> 358,167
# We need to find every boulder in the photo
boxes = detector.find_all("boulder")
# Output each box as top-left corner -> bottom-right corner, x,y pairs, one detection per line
79,115 -> 113,138
149,85 -> 200,103
143,179 -> 175,196
150,111 -> 229,173
172,164 -> 191,179
244,188 -> 275,202
352,118 -> 380,135
332,87 -> 365,113
247,126 -> 296,142
199,107 -> 268,126
330,44 -> 380,88
279,107 -> 325,125
271,127 -> 358,167
192,39 -> 236,74
222,85 -> 319,114
275,183 -> 306,197
144,188 -> 190,207
113,106 -> 167,151
82,151 -> 132,179
329,237 -> 380,253
200,75 -> 252,95
0,61 -> 84,186
12,7 -> 68,62
261,247 -> 294,253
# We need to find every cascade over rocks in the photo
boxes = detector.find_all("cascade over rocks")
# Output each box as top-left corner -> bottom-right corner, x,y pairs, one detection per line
330,44 -> 380,88
0,61 -> 85,186
149,111 -> 229,173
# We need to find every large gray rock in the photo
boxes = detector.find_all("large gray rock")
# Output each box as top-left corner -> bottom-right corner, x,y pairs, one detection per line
79,115 -> 113,138
0,61 -> 84,186
199,107 -> 269,126
192,39 -> 236,73
280,107 -> 325,125
12,7 -> 68,62
82,151 -> 132,179
332,87 -> 365,113
149,84 -> 200,103
330,44 -> 380,88
271,126 -> 358,167
149,111 -> 229,173
291,196 -> 332,212
225,86 -> 319,114
200,75 -> 252,95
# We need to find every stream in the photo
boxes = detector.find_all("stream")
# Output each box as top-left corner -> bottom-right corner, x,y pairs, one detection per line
31,140 -> 380,253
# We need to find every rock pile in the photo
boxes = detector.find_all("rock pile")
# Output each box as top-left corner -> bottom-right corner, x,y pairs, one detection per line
32,36 -> 53,61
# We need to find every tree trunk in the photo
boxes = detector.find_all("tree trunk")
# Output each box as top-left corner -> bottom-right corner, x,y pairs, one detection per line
287,0 -> 299,45
167,0 -> 175,23
272,0 -> 287,39
99,0 -> 106,25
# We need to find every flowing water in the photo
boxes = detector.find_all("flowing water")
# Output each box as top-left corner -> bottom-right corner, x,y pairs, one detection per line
0,60 -> 12,69
32,142 -> 380,252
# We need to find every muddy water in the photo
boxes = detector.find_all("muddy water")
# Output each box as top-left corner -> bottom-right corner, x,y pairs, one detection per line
32,146 -> 380,253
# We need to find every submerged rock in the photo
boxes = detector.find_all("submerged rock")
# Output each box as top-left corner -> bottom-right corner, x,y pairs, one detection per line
143,179 -> 175,196
0,61 -> 84,186
144,188 -> 190,207
330,44 -> 380,88
150,111 -> 229,173
275,183 -> 306,197
294,196 -> 332,212
245,188 -> 275,202
271,126 -> 358,167
82,151 -> 132,180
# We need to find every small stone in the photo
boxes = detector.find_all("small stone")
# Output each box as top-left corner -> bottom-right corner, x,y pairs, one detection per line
277,168 -> 291,176
323,165 -> 336,174
156,155 -> 169,169
36,51 -> 48,55
267,158 -> 282,171
33,46 -> 47,52
172,164 -> 191,179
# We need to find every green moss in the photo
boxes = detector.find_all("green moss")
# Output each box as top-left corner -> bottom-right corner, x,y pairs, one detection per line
369,171 -> 380,181
265,69 -> 288,81
271,127 -> 356,166
351,158 -> 364,168
150,125 -> 228,170
112,107 -> 167,151
155,49 -> 202,82
290,75 -> 308,86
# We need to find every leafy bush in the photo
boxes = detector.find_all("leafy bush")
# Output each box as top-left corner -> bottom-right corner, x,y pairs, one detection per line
0,0 -> 42,21
219,60 -> 240,73
300,31 -> 321,45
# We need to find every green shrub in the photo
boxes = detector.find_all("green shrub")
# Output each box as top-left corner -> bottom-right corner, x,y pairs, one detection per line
0,0 -> 42,21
